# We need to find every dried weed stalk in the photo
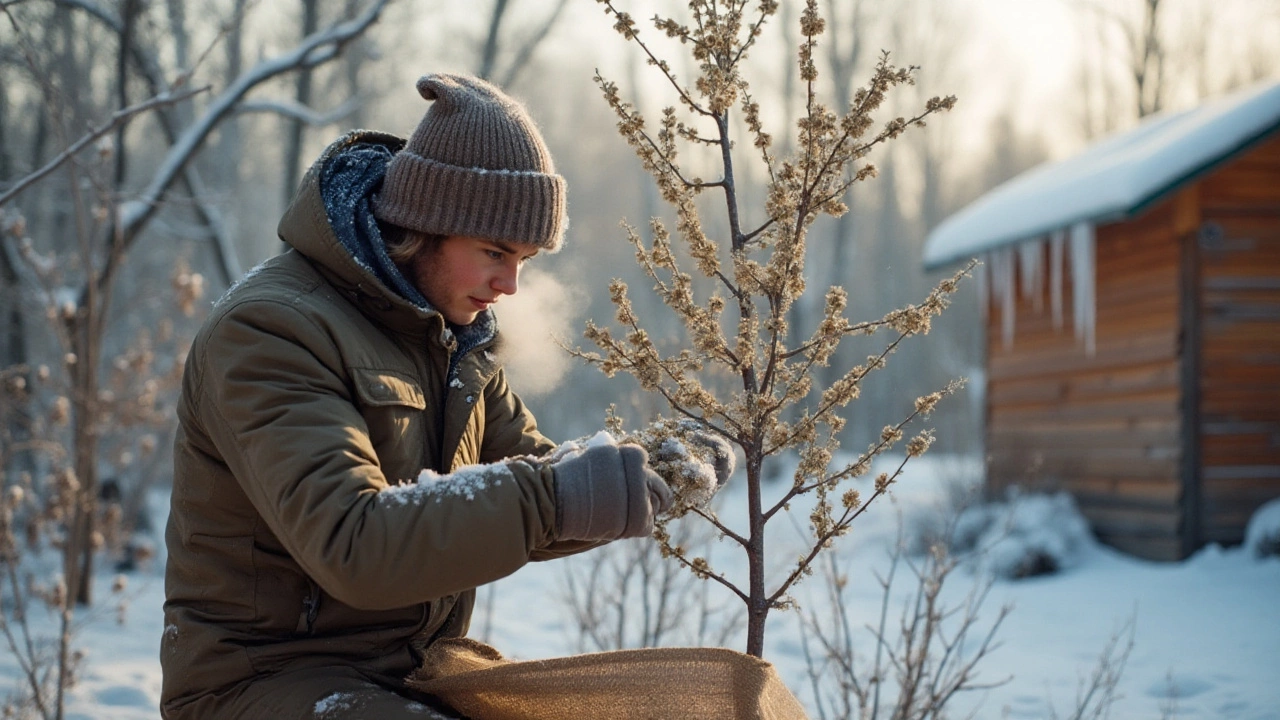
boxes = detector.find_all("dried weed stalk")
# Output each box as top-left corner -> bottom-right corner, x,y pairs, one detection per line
561,520 -> 745,653
798,539 -> 1011,720
0,421 -> 135,719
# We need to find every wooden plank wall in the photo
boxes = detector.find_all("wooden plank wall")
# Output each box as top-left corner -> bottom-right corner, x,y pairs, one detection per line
985,203 -> 1186,561
1196,134 -> 1280,546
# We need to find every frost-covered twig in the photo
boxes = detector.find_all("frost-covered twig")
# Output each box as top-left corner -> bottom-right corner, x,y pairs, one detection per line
0,87 -> 207,209
234,97 -> 362,126
1051,613 -> 1137,720
802,530 -> 1012,719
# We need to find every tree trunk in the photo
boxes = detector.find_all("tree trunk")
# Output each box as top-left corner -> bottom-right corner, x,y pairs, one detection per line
1135,0 -> 1165,118
478,0 -> 510,81
342,0 -> 368,129
745,451 -> 767,657
0,242 -> 33,485
0,79 -> 11,180
114,0 -> 140,187
69,315 -> 101,607
282,0 -> 321,207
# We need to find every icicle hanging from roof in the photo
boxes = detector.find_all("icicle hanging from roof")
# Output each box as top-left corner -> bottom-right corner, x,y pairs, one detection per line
976,256 -> 989,322
989,245 -> 1017,349
1017,238 -> 1045,312
1069,222 -> 1097,356
1049,229 -> 1066,330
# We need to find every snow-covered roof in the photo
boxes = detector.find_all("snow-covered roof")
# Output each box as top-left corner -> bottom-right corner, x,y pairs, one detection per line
923,80 -> 1280,269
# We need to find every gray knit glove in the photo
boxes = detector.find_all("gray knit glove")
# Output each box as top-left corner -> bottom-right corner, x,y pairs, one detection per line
684,431 -> 735,488
551,444 -> 674,542
624,419 -> 736,517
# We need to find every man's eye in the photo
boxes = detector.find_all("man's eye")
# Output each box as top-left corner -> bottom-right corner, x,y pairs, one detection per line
487,250 -> 504,260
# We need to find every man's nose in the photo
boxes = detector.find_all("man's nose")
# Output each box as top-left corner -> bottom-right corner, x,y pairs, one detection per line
493,265 -> 519,296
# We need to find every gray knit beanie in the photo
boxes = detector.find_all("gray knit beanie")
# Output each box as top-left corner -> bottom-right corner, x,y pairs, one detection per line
373,74 -> 567,252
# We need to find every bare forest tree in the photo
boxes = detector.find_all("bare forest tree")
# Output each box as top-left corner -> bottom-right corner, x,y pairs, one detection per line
1072,0 -> 1280,139
282,0 -> 324,207
1,0 -> 393,713
1074,0 -> 1168,138
574,0 -> 969,658
473,0 -> 572,88
279,0 -> 381,208
857,0 -> 976,452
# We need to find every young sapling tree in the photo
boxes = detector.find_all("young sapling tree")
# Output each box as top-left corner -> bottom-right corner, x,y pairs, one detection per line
574,0 -> 973,658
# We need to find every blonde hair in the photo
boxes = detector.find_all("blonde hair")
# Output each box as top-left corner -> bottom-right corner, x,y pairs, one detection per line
385,228 -> 443,265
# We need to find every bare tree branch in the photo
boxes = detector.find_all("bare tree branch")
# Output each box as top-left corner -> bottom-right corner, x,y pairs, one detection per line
477,0 -> 509,80
235,96 -> 361,125
0,87 -> 207,208
597,0 -> 713,117
498,0 -> 570,87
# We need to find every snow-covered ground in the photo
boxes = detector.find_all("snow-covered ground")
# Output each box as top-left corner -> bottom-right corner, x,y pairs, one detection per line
4,457 -> 1279,719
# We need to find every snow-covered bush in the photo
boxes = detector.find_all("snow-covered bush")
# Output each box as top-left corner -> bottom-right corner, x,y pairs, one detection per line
899,457 -> 985,556
1243,498 -> 1280,559
950,489 -> 1094,579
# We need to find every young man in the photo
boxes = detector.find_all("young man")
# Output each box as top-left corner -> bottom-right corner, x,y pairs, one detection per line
161,74 -> 699,719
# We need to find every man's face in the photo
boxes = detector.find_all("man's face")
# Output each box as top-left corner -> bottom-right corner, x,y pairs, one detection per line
408,235 -> 539,325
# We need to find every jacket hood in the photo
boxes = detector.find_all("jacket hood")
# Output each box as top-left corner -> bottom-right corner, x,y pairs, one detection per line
278,130 -> 497,355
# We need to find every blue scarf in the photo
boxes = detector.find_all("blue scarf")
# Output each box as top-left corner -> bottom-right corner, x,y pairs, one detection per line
319,144 -> 431,307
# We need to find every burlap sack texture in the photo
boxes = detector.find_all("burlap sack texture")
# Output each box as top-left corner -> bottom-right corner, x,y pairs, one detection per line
407,638 -> 811,720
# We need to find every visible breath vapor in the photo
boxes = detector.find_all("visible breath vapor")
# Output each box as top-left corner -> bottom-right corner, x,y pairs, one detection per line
492,268 -> 583,398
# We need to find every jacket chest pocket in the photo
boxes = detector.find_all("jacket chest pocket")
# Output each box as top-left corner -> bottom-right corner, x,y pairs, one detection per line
452,408 -> 484,470
352,368 -> 428,481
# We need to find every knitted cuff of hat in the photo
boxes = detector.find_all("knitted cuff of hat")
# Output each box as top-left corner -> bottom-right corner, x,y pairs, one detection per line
377,157 -> 565,249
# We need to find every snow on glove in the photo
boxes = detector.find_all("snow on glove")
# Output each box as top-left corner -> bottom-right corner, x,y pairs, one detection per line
686,431 -> 735,488
625,419 -> 736,518
551,443 -> 674,542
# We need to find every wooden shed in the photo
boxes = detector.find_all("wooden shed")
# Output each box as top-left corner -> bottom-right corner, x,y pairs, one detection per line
924,81 -> 1280,561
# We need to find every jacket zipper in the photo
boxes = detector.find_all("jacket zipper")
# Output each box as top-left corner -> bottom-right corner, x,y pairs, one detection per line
303,583 -> 321,634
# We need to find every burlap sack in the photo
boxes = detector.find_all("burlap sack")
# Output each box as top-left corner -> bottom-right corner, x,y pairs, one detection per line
407,638 -> 810,720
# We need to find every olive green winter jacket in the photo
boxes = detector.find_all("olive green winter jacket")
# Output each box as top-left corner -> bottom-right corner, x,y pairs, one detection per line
161,131 -> 584,719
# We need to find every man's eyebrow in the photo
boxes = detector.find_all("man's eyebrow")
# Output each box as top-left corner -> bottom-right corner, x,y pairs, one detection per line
489,240 -> 538,258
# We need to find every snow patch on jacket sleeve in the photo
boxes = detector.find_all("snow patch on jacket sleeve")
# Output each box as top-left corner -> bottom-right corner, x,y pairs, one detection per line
315,691 -> 357,717
537,430 -> 617,464
381,462 -> 516,505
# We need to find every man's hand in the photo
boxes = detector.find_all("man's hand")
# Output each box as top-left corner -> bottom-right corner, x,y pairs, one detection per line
684,430 -> 735,488
624,419 -> 737,517
551,444 -> 673,542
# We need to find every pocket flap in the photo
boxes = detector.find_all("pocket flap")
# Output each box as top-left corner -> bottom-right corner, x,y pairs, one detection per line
352,368 -> 426,409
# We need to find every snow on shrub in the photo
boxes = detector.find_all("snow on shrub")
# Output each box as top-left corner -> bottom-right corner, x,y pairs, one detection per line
950,489 -> 1094,579
1243,498 -> 1280,559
